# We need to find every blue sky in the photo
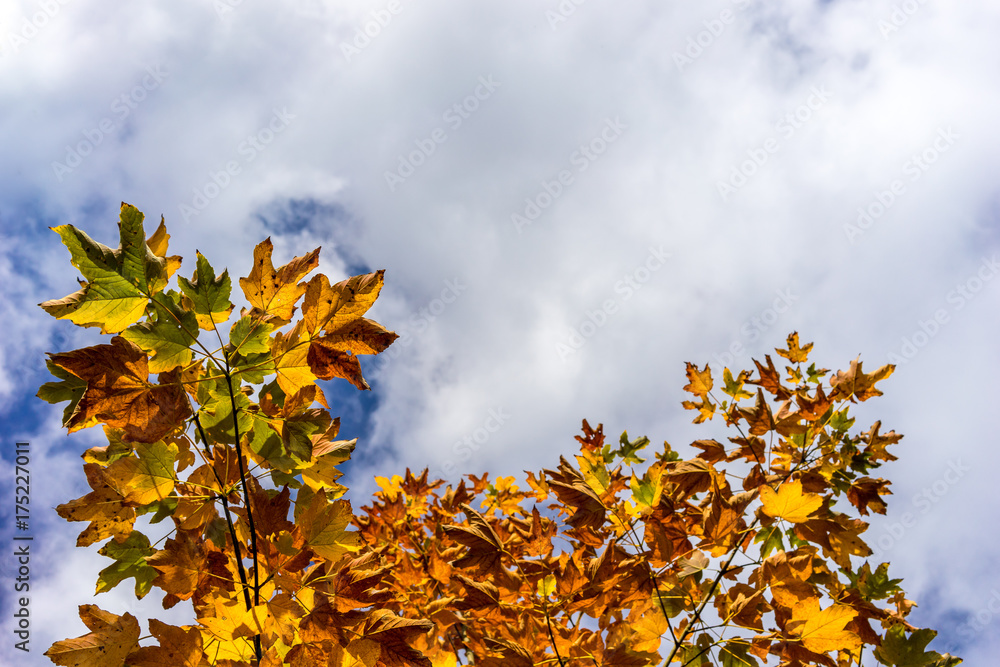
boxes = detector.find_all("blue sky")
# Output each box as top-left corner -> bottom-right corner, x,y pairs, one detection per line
1,0 -> 999,663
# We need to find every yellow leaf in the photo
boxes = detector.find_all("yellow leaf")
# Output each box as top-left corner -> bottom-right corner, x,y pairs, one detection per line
760,479 -> 823,523
105,440 -> 177,505
270,321 -> 317,396
44,605 -> 140,667
239,238 -> 319,324
792,599 -> 861,653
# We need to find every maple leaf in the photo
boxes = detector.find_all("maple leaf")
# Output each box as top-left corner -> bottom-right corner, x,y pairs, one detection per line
722,367 -> 754,401
178,250 -> 235,329
40,203 -> 170,334
44,604 -> 140,667
874,625 -> 962,666
126,619 -> 204,667
829,358 -> 895,402
749,354 -> 792,400
299,493 -> 361,561
121,291 -> 198,373
48,336 -> 191,443
443,503 -> 505,575
362,610 -> 435,667
790,599 -> 861,653
239,237 -> 319,325
37,358 -> 91,429
96,530 -> 157,598
271,320 -> 319,396
105,439 -> 178,505
760,479 -> 823,523
56,463 -> 136,546
776,332 -> 813,364
683,362 -> 713,397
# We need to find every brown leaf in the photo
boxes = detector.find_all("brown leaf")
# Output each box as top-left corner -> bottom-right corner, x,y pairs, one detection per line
49,336 -> 190,443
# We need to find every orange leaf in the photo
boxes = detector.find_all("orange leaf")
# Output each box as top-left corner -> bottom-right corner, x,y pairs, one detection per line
239,237 -> 319,324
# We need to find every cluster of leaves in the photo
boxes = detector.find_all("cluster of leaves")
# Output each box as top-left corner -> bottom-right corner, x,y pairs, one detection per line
355,337 -> 962,667
36,204 -> 960,666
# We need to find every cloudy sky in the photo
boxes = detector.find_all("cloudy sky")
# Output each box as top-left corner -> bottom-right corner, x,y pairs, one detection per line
2,0 -> 998,663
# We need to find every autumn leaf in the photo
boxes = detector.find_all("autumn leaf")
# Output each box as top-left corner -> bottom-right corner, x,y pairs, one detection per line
239,237 -> 319,324
760,479 -> 823,523
299,494 -> 361,561
44,604 -> 140,667
48,336 -> 191,443
56,463 -> 136,546
271,320 -> 319,396
829,358 -> 895,402
790,598 -> 861,653
126,619 -> 204,667
683,361 -> 713,397
106,439 -> 178,505
776,332 -> 813,364
362,610 -> 435,667
40,203 -> 169,334
121,291 -> 198,373
178,250 -> 235,329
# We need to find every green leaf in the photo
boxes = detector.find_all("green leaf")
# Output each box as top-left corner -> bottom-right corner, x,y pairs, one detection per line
196,371 -> 254,444
843,562 -> 903,601
874,626 -> 961,666
719,641 -> 758,667
39,203 -> 168,333
229,316 -> 276,383
830,408 -> 855,432
616,431 -> 649,465
177,250 -> 234,330
754,525 -> 784,558
229,316 -> 273,355
37,359 -> 88,426
121,291 -> 198,373
96,530 -> 157,598
722,368 -> 754,401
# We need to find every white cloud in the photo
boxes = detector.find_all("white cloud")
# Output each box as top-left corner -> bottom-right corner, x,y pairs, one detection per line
2,0 -> 998,660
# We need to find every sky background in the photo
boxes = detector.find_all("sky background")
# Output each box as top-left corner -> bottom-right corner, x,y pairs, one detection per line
1,0 -> 998,663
